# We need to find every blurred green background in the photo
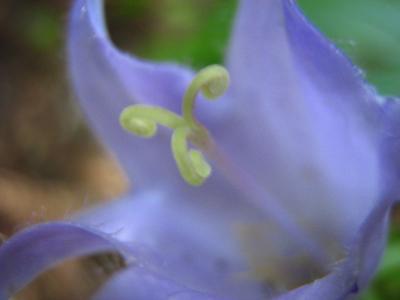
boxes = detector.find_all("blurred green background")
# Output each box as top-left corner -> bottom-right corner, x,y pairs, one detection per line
106,0 -> 400,96
0,0 -> 399,299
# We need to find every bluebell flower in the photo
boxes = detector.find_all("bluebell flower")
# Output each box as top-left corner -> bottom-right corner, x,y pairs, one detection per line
0,0 -> 398,299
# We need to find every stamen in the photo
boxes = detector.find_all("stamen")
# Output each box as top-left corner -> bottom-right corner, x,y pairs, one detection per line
119,65 -> 229,186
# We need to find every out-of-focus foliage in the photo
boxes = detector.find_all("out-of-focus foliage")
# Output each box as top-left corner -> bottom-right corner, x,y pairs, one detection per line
108,0 -> 400,96
108,0 -> 237,68
21,6 -> 60,53
299,0 -> 400,97
362,226 -> 400,300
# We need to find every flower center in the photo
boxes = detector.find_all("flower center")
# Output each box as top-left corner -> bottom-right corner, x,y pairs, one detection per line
120,65 -> 334,284
119,65 -> 229,186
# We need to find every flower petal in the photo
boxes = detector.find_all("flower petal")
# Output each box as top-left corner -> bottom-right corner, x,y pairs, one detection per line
381,97 -> 400,200
93,267 -> 221,300
216,0 -> 383,251
77,190 -> 268,299
277,196 -> 391,300
0,222 -> 127,298
282,0 -> 380,113
227,0 -> 379,112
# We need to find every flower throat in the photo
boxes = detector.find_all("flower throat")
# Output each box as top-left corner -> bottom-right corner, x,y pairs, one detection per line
120,65 -> 229,186
119,65 -> 335,279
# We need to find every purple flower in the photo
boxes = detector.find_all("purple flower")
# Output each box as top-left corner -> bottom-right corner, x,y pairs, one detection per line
0,0 -> 398,299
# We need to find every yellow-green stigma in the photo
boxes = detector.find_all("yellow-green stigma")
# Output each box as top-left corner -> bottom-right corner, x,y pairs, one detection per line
119,65 -> 230,186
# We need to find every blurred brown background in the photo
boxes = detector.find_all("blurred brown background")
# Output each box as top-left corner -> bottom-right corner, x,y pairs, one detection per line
0,1 -> 128,299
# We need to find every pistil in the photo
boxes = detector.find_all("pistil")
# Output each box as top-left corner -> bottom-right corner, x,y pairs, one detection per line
120,65 -> 229,186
